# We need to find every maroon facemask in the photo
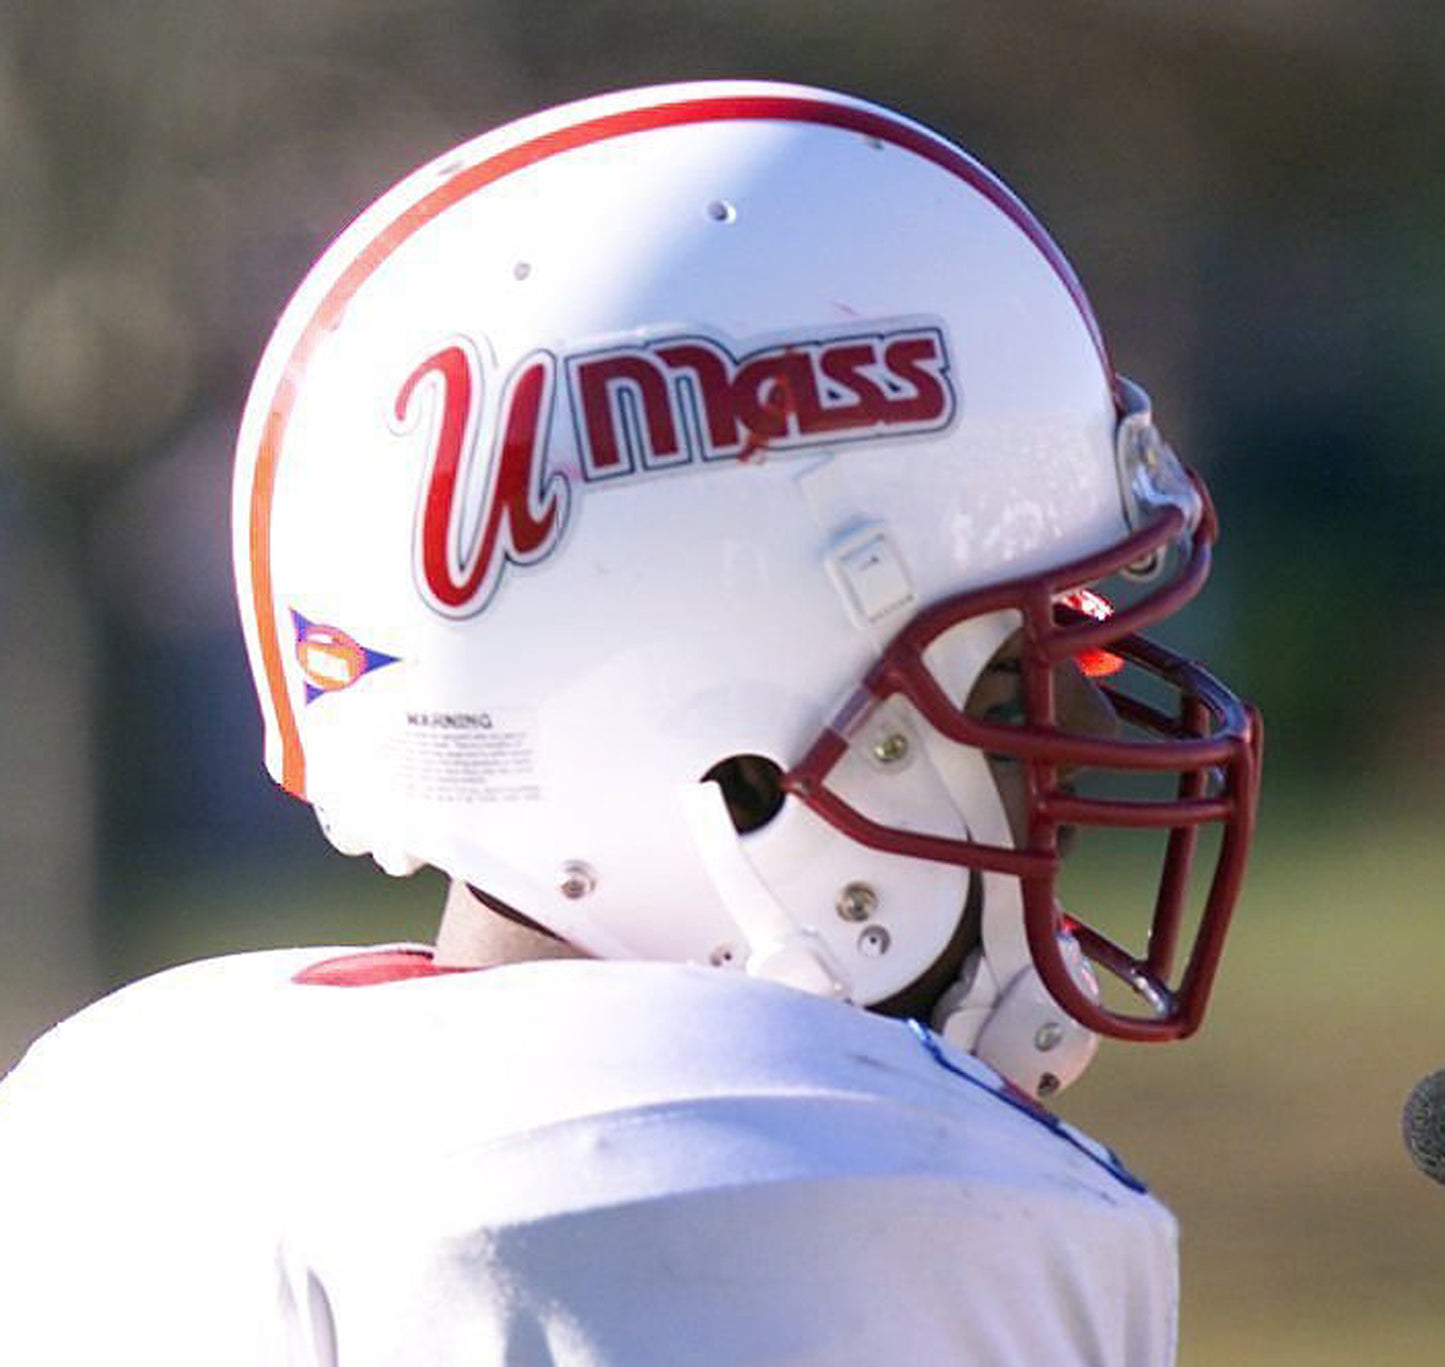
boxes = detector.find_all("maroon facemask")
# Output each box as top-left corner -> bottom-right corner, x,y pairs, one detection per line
785,473 -> 1262,1043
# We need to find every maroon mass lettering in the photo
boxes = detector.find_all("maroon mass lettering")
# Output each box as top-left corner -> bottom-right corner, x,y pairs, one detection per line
397,323 -> 954,616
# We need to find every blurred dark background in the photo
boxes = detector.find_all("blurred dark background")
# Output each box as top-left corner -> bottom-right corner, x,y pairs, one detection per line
3,4 -> 1444,1361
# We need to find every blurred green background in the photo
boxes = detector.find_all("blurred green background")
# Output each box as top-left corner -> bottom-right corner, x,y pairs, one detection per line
3,3 -> 1445,1363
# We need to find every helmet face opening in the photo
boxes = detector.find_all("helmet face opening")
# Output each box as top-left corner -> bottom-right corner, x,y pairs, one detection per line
784,489 -> 1262,1042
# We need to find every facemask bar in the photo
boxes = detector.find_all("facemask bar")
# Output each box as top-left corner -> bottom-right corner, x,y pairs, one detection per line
785,476 -> 1262,1043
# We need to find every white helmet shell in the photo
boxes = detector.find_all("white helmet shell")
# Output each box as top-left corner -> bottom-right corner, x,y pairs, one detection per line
235,81 -> 1259,1085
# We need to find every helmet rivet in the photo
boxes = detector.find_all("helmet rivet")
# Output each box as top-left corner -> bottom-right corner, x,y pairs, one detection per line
706,198 -> 737,223
708,945 -> 737,967
857,925 -> 891,957
835,882 -> 877,922
1124,548 -> 1165,580
558,861 -> 596,900
1035,1021 -> 1065,1052
871,733 -> 909,765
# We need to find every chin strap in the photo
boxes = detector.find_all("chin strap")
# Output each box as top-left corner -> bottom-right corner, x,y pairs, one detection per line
677,781 -> 851,1000
678,779 -> 1097,1094
932,941 -> 1100,1100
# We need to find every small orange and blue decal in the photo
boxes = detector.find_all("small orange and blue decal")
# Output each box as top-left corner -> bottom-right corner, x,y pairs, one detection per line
291,610 -> 400,703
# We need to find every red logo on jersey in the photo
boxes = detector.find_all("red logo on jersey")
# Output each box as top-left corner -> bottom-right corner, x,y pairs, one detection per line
394,323 -> 955,617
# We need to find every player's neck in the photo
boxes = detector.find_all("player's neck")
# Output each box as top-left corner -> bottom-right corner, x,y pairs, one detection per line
433,879 -> 588,968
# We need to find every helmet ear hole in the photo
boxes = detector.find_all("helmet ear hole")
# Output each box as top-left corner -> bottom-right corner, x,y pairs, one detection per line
701,754 -> 786,834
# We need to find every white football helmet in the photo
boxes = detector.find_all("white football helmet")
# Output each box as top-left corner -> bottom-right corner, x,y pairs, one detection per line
234,80 -> 1260,1097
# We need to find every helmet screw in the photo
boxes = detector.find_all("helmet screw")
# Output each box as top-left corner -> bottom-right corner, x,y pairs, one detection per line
558,861 -> 596,900
857,925 -> 891,957
835,882 -> 878,922
871,733 -> 909,765
1124,547 -> 1166,581
1034,1021 -> 1065,1052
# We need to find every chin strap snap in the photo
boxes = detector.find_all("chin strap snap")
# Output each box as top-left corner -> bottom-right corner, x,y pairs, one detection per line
932,944 -> 1099,1100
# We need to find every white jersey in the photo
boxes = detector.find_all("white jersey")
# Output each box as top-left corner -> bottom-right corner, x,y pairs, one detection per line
0,949 -> 1177,1366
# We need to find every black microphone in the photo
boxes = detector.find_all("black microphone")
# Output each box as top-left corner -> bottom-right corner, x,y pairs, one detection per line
1402,1069 -> 1445,1184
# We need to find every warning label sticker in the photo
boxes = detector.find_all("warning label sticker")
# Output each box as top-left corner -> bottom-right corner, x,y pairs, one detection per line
389,710 -> 541,804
